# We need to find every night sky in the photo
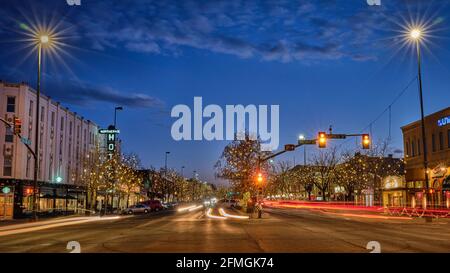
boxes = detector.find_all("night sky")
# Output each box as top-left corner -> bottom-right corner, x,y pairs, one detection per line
1,0 -> 450,185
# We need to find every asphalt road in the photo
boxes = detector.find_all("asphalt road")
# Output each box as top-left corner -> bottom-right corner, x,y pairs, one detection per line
1,206 -> 450,253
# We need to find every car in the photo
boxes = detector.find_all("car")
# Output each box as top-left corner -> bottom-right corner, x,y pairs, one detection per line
141,200 -> 164,211
222,199 -> 238,208
124,204 -> 150,215
162,202 -> 178,209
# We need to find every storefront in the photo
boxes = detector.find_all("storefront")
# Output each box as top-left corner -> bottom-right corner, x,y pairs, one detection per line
401,106 -> 450,209
0,185 -> 14,220
429,165 -> 450,208
0,179 -> 88,219
382,176 -> 407,207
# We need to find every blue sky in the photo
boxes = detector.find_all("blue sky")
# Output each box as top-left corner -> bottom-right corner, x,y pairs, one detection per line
1,0 -> 450,184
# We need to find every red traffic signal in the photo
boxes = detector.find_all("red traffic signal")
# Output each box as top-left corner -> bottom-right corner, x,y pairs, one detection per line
13,117 -> 22,135
318,132 -> 327,148
362,134 -> 370,149
24,187 -> 33,196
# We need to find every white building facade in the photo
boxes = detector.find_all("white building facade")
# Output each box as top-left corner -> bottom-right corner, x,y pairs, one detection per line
0,81 -> 101,219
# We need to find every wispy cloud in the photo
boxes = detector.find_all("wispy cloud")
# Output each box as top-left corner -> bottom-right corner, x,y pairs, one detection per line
43,77 -> 164,108
74,0 -> 397,63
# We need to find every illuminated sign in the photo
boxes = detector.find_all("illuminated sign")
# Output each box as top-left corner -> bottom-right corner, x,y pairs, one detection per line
2,187 -> 11,194
438,116 -> 449,127
99,125 -> 120,158
99,129 -> 120,134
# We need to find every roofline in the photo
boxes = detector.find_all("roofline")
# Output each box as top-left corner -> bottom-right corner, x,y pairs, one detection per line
0,81 -> 99,127
401,106 -> 450,131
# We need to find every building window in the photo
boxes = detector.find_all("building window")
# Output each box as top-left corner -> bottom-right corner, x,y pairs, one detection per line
61,117 -> 64,131
69,122 -> 72,135
448,129 -> 450,149
417,139 -> 421,156
41,107 -> 45,122
439,131 -> 444,150
5,127 -> 13,142
411,141 -> 416,157
6,97 -> 16,113
29,101 -> 34,116
26,154 -> 31,178
432,133 -> 436,152
3,156 -> 12,176
51,112 -> 55,127
406,141 -> 410,156
49,158 -> 53,180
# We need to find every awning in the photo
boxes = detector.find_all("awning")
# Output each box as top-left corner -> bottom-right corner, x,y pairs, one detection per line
40,194 -> 77,199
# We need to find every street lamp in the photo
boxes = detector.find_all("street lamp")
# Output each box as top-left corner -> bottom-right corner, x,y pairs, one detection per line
409,27 -> 430,207
31,33 -> 52,220
114,106 -> 123,128
299,134 -> 307,165
164,152 -> 170,173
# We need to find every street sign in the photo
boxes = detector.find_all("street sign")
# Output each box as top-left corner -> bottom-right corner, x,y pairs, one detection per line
21,137 -> 32,145
2,187 -> 11,194
327,134 -> 346,139
298,139 -> 316,145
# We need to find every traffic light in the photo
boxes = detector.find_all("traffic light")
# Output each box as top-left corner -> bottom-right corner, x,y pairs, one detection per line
13,117 -> 22,135
318,132 -> 327,148
257,172 -> 263,184
284,144 -> 296,151
24,187 -> 33,196
255,172 -> 264,196
362,134 -> 370,149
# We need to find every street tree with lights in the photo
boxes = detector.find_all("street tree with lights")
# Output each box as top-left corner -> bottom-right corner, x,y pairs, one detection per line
215,134 -> 271,197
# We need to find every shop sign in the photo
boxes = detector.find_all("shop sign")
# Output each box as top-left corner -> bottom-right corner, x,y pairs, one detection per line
2,187 -> 11,194
437,116 -> 449,127
432,165 -> 448,178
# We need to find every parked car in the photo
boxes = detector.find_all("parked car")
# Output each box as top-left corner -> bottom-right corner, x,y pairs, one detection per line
123,204 -> 150,214
140,200 -> 164,211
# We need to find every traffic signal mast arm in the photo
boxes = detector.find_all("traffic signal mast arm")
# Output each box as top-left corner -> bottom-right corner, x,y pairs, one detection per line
0,117 -> 36,159
259,132 -> 370,163
259,139 -> 317,163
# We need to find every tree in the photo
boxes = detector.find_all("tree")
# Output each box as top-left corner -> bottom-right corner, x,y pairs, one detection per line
81,146 -> 109,213
119,153 -> 143,208
215,134 -> 270,197
310,147 -> 340,201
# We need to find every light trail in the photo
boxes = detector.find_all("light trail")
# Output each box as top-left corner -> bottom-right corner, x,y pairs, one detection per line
206,208 -> 226,220
264,200 -> 384,212
188,205 -> 204,212
0,216 -> 122,237
177,205 -> 197,212
321,211 -> 412,220
218,208 -> 249,219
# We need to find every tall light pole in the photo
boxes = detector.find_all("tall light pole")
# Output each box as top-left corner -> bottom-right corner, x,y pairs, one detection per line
32,34 -> 49,221
114,106 -> 123,128
164,152 -> 170,173
181,166 -> 185,177
410,28 -> 429,207
299,134 -> 307,165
